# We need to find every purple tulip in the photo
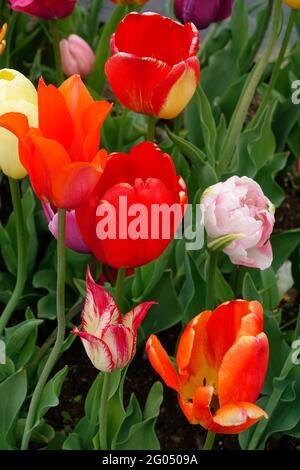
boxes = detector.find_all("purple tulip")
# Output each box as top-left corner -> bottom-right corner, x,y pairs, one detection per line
174,0 -> 234,30
42,203 -> 89,253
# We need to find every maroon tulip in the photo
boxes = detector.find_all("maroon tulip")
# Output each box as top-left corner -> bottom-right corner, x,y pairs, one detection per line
9,0 -> 77,20
174,0 -> 233,30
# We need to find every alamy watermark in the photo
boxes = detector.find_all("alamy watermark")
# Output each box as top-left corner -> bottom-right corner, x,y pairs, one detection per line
291,80 -> 300,105
0,340 -> 5,365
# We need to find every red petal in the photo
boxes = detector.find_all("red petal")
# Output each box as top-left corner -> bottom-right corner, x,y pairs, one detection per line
101,324 -> 133,369
212,402 -> 268,434
146,334 -> 180,392
122,301 -> 157,332
72,327 -> 114,372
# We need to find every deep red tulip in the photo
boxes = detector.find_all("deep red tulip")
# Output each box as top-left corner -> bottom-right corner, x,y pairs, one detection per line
147,300 -> 269,434
9,0 -> 77,19
76,142 -> 188,268
105,12 -> 200,119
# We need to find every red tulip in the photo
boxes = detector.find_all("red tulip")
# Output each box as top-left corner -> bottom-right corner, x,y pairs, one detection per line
105,12 -> 200,119
0,75 -> 112,209
72,267 -> 156,372
76,141 -> 188,268
147,300 -> 269,434
9,0 -> 77,19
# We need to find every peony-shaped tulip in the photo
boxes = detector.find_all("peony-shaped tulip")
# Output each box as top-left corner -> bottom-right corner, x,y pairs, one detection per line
201,176 -> 275,270
73,267 -> 156,372
174,0 -> 233,30
0,69 -> 38,179
42,203 -> 89,253
76,141 -> 188,268
9,0 -> 77,19
105,12 -> 200,119
60,35 -> 95,78
147,300 -> 269,434
0,75 -> 111,209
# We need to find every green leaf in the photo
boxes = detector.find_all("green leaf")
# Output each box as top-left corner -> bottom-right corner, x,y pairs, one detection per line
260,268 -> 280,310
195,86 -> 217,164
0,369 -> 27,449
242,272 -> 262,302
230,0 -> 249,60
5,318 -> 43,368
271,228 -> 300,271
255,152 -> 288,207
33,270 -> 57,320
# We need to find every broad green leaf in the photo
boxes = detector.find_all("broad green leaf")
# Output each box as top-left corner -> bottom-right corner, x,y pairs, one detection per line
271,228 -> 300,271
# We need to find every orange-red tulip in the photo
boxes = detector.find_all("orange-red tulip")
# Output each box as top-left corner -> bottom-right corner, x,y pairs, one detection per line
0,75 -> 111,209
147,300 -> 269,434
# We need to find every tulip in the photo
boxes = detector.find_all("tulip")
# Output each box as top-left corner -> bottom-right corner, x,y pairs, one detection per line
147,300 -> 269,434
42,203 -> 89,253
283,1 -> 300,8
0,75 -> 112,209
60,34 -> 95,78
9,0 -> 77,19
76,141 -> 188,268
174,0 -> 234,30
105,12 -> 200,119
201,176 -> 275,270
0,69 -> 38,179
0,23 -> 7,56
72,267 -> 156,372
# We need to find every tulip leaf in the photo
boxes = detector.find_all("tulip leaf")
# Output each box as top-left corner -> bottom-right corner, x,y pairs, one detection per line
260,268 -> 280,310
242,272 -> 262,303
230,0 -> 249,61
195,85 -> 217,165
271,228 -> 300,271
5,318 -> 43,369
255,152 -> 288,207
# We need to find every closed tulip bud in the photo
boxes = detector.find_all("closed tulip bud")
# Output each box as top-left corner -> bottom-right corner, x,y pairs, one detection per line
283,0 -> 300,8
105,13 -> 200,119
147,300 -> 269,434
201,176 -> 275,270
73,267 -> 156,372
174,0 -> 233,30
0,69 -> 38,179
60,34 -> 95,78
9,0 -> 77,19
0,23 -> 7,56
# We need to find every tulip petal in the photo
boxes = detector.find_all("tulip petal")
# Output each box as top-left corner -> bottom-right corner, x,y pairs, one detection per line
82,100 -> 113,161
72,327 -> 114,372
218,333 -> 269,406
101,324 -> 133,369
146,334 -> 180,391
37,78 -> 73,151
212,402 -> 268,434
191,385 -> 214,427
0,111 -> 32,166
122,301 -> 157,332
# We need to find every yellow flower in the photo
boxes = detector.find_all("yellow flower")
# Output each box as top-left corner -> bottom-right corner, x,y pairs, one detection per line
0,23 -> 7,56
283,0 -> 300,8
0,69 -> 38,179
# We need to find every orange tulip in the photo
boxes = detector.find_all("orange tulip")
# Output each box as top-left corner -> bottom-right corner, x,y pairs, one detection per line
147,300 -> 269,434
0,75 -> 111,209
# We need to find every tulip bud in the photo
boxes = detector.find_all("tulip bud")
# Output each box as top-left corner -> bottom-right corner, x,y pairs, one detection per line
72,267 -> 156,372
9,0 -> 77,20
174,0 -> 233,30
283,1 -> 300,8
60,34 -> 95,78
0,24 -> 7,56
0,69 -> 38,179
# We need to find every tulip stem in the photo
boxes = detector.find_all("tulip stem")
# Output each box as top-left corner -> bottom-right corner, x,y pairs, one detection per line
21,209 -> 66,450
202,430 -> 216,450
250,8 -> 298,129
217,0 -> 282,176
49,20 -> 64,85
115,267 -> 126,310
147,116 -> 157,142
0,178 -> 26,337
206,251 -> 218,310
99,372 -> 112,450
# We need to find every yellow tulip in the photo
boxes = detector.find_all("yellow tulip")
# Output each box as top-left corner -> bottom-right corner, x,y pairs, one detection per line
0,69 -> 38,179
0,23 -> 7,56
283,0 -> 300,8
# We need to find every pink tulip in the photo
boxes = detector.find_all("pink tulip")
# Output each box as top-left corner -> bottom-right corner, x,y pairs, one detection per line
72,267 -> 156,372
9,0 -> 77,20
42,203 -> 89,253
60,34 -> 95,78
201,176 -> 275,270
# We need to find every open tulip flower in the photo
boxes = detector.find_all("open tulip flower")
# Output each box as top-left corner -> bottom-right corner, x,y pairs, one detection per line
76,141 -> 188,268
105,12 -> 200,119
147,300 -> 269,434
0,75 -> 112,209
9,0 -> 77,19
73,267 -> 156,372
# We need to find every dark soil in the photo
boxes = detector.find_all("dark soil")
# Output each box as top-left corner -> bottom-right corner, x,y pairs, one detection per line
274,162 -> 300,233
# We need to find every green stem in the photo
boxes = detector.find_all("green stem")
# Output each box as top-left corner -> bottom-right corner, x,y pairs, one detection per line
4,11 -> 17,68
206,251 -> 218,310
115,267 -> 126,309
0,178 -> 26,337
146,116 -> 157,142
21,209 -> 66,450
217,0 -> 282,176
250,8 -> 297,128
203,430 -> 216,450
87,5 -> 127,94
99,372 -> 112,450
49,20 -> 64,85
